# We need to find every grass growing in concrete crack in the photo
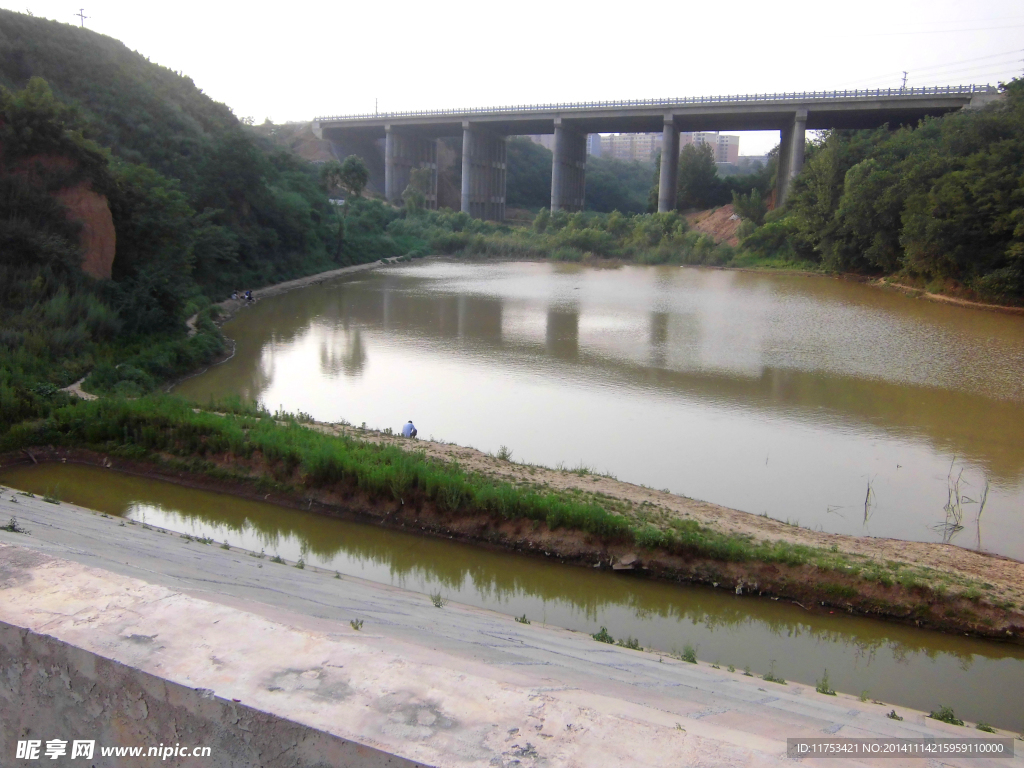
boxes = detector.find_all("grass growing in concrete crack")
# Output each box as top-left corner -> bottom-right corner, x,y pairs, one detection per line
815,669 -> 836,696
616,636 -> 642,650
294,557 -> 305,569
929,705 -> 964,726
677,644 -> 697,664
270,554 -> 285,564
515,614 -> 531,624
430,591 -> 448,608
591,626 -> 614,644
887,710 -> 903,721
220,541 -> 230,550
1,517 -> 29,534
763,660 -> 786,685
976,723 -> 996,733
350,619 -> 363,631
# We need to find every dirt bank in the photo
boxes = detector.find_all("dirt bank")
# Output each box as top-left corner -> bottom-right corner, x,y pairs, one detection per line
5,444 -> 1023,644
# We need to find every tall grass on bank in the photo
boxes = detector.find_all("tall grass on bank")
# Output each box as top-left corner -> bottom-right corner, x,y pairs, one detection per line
2,395 -> 860,571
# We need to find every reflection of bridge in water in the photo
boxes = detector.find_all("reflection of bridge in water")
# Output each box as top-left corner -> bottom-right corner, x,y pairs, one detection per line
315,86 -> 1000,219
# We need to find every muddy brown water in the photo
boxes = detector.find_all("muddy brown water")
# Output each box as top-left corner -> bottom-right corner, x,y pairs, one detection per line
2,463 -> 1021,730
174,262 -> 1024,562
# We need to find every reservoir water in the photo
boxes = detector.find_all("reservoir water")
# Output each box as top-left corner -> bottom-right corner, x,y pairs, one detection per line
1,462 -> 1020,730
175,261 -> 1024,560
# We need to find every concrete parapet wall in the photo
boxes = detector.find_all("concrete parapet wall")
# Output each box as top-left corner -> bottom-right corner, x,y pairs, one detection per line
0,620 -> 424,767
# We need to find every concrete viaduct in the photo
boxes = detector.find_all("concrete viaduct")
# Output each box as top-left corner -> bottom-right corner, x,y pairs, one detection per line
313,85 -> 999,221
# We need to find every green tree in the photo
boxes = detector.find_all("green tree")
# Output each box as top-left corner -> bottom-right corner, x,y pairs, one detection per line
677,143 -> 723,210
732,188 -> 767,226
402,167 -> 432,213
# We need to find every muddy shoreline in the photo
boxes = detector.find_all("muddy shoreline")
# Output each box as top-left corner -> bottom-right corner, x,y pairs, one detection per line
4,446 -> 1023,645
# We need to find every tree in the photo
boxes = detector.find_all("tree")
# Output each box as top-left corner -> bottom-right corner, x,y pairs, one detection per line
677,142 -> 723,210
338,155 -> 369,200
731,189 -> 767,226
402,167 -> 432,213
321,156 -> 370,257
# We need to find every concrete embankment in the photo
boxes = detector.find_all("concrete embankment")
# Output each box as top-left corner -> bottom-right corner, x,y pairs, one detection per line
1,492 -> 1018,767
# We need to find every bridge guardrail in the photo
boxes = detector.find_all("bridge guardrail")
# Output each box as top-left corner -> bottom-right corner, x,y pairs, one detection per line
314,85 -> 998,123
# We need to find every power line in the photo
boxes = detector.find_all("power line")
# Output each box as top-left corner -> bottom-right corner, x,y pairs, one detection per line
830,22 -> 1024,38
832,48 -> 1023,88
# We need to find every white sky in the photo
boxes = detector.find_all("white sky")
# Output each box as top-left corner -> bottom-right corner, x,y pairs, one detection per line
8,0 -> 1024,154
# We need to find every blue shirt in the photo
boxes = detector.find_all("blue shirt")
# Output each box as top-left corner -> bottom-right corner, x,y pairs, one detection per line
402,422 -> 416,437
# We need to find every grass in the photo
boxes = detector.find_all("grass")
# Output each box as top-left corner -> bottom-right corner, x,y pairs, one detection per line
350,619 -> 363,631
0,394 -> 1005,617
430,591 -> 448,608
616,636 -> 642,650
592,626 -> 614,644
270,554 -> 285,564
887,710 -> 904,721
976,722 -> 996,733
678,644 -> 697,664
220,541 -> 230,550
815,669 -> 836,696
1,517 -> 28,534
514,614 -> 531,624
928,705 -> 964,726
295,557 -> 305,569
762,660 -> 786,685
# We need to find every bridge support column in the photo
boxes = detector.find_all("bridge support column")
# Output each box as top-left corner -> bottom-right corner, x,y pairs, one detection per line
385,127 -> 438,208
658,117 -> 679,213
460,123 -> 506,221
776,109 -> 807,206
550,119 -> 586,213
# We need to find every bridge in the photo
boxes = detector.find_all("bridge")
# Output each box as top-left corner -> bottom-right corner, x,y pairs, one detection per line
314,85 -> 1000,220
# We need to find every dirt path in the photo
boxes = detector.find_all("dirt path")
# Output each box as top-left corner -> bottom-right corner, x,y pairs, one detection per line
310,422 -> 1024,610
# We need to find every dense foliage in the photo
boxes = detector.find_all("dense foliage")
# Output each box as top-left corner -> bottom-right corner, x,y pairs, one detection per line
740,78 -> 1024,302
0,11 -> 386,428
0,10 -> 357,298
504,136 -> 657,214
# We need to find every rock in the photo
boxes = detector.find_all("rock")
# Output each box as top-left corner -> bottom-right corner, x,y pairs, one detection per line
612,553 -> 637,570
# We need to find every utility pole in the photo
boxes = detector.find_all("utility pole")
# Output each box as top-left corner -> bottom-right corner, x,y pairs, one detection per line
901,71 -> 908,91
74,8 -> 89,27
375,98 -> 378,116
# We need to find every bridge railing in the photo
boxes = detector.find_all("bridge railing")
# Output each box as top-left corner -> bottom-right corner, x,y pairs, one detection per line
314,84 -> 998,123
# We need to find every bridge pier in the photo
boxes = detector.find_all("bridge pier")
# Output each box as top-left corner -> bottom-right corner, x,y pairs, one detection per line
461,124 -> 507,221
658,117 -> 679,213
776,109 -> 807,206
384,128 -> 438,208
551,120 -> 587,213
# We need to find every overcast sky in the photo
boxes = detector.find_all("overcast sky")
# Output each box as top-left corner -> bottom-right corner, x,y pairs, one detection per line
8,0 -> 1024,154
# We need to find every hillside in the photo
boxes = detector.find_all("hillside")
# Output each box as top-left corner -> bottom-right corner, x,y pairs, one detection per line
0,11 -> 419,427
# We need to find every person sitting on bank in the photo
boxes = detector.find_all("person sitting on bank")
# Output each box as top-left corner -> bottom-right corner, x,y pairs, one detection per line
401,420 -> 418,438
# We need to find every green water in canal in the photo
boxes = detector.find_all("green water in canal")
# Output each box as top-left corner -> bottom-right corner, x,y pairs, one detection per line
2,463 -> 1020,731
173,262 -> 1024,561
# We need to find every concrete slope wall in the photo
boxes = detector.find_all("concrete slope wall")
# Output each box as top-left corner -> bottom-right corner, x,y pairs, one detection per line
0,618 -> 425,768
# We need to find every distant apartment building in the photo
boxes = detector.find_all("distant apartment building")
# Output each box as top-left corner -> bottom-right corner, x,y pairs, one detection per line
525,131 -> 739,163
593,132 -> 662,162
681,132 -> 740,164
